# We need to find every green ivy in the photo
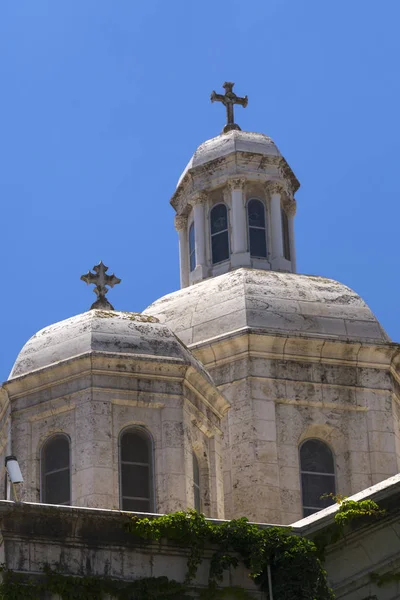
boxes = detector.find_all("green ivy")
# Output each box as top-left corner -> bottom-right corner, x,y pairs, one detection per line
313,497 -> 385,560
0,567 -> 191,599
0,500 -> 385,600
127,510 -> 334,599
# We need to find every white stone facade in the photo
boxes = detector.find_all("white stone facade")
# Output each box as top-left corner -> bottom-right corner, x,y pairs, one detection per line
3,310 -> 229,518
172,131 -> 298,286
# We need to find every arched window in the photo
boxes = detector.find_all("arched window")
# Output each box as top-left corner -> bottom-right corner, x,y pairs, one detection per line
189,222 -> 196,272
281,208 -> 291,260
41,434 -> 71,505
300,439 -> 336,517
210,204 -> 230,264
120,427 -> 154,512
193,453 -> 201,512
248,199 -> 267,258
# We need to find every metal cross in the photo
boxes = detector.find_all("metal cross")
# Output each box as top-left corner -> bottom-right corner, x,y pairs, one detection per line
81,261 -> 121,311
210,82 -> 248,133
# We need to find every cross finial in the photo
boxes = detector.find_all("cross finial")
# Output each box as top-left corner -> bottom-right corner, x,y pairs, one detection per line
210,82 -> 248,134
80,261 -> 121,311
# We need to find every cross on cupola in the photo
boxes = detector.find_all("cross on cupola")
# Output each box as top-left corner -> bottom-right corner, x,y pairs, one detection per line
81,261 -> 121,310
210,82 -> 248,133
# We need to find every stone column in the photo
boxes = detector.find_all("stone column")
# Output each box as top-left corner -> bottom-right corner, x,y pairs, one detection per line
228,178 -> 251,267
265,181 -> 285,270
191,192 -> 208,282
174,215 -> 189,289
286,200 -> 297,273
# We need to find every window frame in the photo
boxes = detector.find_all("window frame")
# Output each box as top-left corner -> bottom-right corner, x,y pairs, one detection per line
299,438 -> 336,517
40,433 -> 71,506
118,425 -> 155,513
209,202 -> 230,265
188,221 -> 196,272
246,197 -> 268,259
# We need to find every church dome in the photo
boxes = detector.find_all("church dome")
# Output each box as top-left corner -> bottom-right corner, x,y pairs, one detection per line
177,130 -> 283,188
9,309 -> 208,380
144,269 -> 389,346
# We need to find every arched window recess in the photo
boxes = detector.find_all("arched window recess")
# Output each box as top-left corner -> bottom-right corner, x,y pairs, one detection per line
247,198 -> 267,258
210,203 -> 230,265
41,433 -> 71,506
119,426 -> 155,513
300,439 -> 336,517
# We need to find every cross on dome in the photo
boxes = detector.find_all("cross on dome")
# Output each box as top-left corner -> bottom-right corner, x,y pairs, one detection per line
210,82 -> 248,133
80,261 -> 121,310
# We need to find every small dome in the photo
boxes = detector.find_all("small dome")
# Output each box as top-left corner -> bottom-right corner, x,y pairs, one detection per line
144,269 -> 389,346
9,310 -> 206,380
177,130 -> 283,188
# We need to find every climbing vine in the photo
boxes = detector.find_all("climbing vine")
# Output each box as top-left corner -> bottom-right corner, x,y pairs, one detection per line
0,500 -> 385,599
312,496 -> 385,560
127,509 -> 334,599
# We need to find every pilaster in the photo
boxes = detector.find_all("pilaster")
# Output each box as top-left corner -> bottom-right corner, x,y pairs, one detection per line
228,178 -> 251,268
265,181 -> 286,271
191,192 -> 208,283
175,215 -> 189,289
284,200 -> 297,273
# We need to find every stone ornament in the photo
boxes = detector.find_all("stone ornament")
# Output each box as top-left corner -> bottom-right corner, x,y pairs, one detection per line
264,180 -> 286,196
284,200 -> 297,217
81,261 -> 121,311
210,82 -> 248,133
189,191 -> 208,206
174,215 -> 188,232
227,178 -> 246,191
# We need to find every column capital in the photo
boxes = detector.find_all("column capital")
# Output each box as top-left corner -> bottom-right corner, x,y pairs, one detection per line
264,180 -> 285,196
174,215 -> 188,232
189,191 -> 208,206
283,200 -> 297,217
227,177 -> 246,191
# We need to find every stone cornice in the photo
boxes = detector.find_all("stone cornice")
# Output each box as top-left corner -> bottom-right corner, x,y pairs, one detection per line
174,215 -> 188,232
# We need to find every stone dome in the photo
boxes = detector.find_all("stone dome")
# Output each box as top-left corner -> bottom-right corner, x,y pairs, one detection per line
9,309 -> 208,380
177,130 -> 288,188
144,269 -> 389,346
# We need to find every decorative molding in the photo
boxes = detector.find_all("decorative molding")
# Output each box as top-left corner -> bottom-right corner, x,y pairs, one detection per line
174,215 -> 188,232
227,177 -> 246,191
189,191 -> 208,206
264,180 -> 285,196
283,200 -> 297,217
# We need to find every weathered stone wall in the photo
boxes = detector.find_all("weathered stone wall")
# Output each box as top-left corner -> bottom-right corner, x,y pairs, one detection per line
193,332 -> 400,524
3,352 -> 228,518
0,502 -> 263,599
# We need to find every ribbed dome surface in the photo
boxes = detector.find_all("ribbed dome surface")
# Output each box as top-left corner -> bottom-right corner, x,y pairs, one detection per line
177,130 -> 281,187
9,310 -> 205,379
144,269 -> 389,346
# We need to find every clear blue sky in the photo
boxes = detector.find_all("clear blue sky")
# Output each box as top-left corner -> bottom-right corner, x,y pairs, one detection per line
1,0 -> 400,381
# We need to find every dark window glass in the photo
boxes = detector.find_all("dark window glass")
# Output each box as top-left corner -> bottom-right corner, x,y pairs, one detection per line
193,454 -> 200,512
210,205 -> 230,264
42,435 -> 70,506
248,199 -> 267,258
282,209 -> 291,260
210,204 -> 228,234
189,222 -> 196,272
249,228 -> 267,258
248,199 -> 266,228
120,429 -> 154,513
300,440 -> 336,517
